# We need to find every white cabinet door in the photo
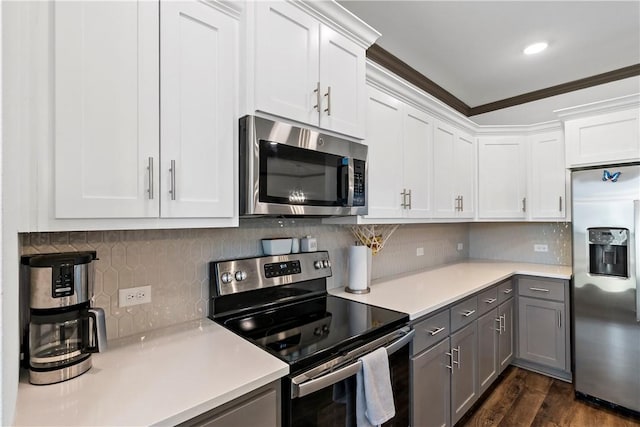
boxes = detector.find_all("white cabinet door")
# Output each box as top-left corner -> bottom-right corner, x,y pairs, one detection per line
160,1 -> 237,218
455,131 -> 476,219
364,86 -> 404,218
54,1 -> 159,218
254,2 -> 320,127
565,108 -> 640,168
403,105 -> 433,218
529,131 -> 567,219
432,121 -> 475,218
478,136 -> 527,219
319,25 -> 366,138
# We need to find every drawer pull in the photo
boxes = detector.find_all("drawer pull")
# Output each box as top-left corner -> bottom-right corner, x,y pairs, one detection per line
503,288 -> 513,294
483,298 -> 497,304
461,309 -> 476,317
529,287 -> 550,293
428,327 -> 445,336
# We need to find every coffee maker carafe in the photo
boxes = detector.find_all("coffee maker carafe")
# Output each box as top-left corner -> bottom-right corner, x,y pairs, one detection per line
21,251 -> 107,385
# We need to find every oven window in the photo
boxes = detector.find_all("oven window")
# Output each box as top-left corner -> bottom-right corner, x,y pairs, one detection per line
286,346 -> 409,427
259,140 -> 346,206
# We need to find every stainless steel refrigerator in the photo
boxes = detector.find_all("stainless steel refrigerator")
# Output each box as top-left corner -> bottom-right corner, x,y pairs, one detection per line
572,164 -> 640,413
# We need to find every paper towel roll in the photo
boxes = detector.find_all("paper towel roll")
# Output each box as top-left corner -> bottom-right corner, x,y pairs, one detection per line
348,245 -> 372,292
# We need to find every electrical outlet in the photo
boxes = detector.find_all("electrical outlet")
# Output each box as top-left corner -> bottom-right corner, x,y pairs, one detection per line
534,244 -> 549,253
457,243 -> 464,251
119,285 -> 152,307
416,247 -> 424,256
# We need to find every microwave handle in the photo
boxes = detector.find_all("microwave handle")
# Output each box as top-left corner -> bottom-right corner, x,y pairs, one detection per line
339,158 -> 354,206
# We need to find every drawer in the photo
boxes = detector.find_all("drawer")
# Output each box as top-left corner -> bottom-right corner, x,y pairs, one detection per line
450,296 -> 478,332
518,277 -> 565,301
498,279 -> 514,304
477,287 -> 498,315
412,310 -> 450,355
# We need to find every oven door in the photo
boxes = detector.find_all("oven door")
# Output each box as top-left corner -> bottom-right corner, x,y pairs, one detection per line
284,327 -> 414,427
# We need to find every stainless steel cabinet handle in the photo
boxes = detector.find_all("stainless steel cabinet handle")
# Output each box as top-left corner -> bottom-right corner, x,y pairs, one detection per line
169,160 -> 176,201
313,81 -> 321,112
529,287 -> 550,293
484,298 -> 497,304
460,195 -> 464,212
522,197 -> 527,213
429,326 -> 445,336
324,86 -> 331,115
461,309 -> 476,317
559,196 -> 563,212
147,157 -> 154,200
454,346 -> 461,369
445,350 -> 454,370
400,189 -> 407,209
503,288 -> 513,294
495,317 -> 502,333
558,311 -> 562,329
407,189 -> 412,209
447,346 -> 460,370
501,314 -> 506,333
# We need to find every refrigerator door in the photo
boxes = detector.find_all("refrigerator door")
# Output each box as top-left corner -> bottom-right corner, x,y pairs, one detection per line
572,165 -> 640,412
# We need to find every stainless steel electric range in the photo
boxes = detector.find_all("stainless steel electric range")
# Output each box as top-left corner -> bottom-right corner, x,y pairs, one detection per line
209,251 -> 413,427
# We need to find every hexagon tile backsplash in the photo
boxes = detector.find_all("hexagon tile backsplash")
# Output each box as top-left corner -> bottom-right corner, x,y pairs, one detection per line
19,220 -> 471,340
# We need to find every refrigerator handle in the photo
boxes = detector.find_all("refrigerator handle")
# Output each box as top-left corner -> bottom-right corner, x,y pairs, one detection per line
635,200 -> 640,323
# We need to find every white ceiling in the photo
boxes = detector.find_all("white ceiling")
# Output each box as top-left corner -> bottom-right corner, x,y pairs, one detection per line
338,1 -> 640,125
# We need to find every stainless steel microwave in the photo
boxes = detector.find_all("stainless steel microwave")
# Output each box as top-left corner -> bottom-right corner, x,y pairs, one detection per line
240,115 -> 368,216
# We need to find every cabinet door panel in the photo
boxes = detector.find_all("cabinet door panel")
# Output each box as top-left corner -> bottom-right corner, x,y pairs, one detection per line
161,1 -> 236,218
255,2 -> 319,126
451,323 -> 478,425
411,339 -> 451,427
530,131 -> 566,219
518,297 -> 565,370
477,309 -> 499,395
364,87 -> 403,218
54,1 -> 159,218
432,123 -> 457,217
478,136 -> 526,218
499,298 -> 515,372
403,106 -> 433,218
319,25 -> 365,138
455,132 -> 476,218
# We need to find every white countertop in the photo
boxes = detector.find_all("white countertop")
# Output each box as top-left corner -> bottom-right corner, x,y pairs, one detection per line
331,260 -> 572,320
14,319 -> 289,427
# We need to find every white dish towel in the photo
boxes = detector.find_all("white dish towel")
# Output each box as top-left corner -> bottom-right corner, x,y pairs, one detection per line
356,347 -> 396,427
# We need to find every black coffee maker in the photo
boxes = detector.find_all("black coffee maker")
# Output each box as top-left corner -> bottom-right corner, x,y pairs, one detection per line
20,251 -> 107,385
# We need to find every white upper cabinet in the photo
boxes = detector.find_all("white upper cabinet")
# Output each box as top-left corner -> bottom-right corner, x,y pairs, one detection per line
364,86 -> 433,220
478,136 -> 527,219
364,86 -> 404,218
50,0 -> 238,228
160,1 -> 236,219
54,1 -> 160,219
251,1 -> 377,139
529,131 -> 567,220
558,96 -> 640,168
432,121 -> 475,219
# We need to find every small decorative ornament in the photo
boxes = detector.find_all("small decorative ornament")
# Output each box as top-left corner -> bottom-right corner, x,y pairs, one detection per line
602,170 -> 621,182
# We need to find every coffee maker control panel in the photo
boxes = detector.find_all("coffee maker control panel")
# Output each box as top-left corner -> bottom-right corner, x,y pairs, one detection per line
53,264 -> 75,298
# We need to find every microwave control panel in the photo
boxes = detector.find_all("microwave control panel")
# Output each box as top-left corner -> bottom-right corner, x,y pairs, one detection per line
353,159 -> 366,207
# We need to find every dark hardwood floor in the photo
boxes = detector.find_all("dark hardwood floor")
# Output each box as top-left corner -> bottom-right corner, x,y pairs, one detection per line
459,366 -> 640,427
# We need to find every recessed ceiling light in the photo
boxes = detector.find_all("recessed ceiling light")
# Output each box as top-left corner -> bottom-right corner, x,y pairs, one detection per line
523,42 -> 548,55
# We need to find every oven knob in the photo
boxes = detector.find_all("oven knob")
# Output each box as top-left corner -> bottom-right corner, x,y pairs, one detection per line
314,261 -> 323,269
221,272 -> 234,284
235,271 -> 247,281
314,327 -> 322,336
322,260 -> 330,268
322,324 -> 330,333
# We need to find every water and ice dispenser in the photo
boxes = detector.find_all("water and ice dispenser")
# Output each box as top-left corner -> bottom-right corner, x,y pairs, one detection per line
588,228 -> 629,278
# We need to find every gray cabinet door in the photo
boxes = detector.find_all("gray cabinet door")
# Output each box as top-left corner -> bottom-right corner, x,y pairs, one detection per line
477,309 -> 499,395
498,298 -> 515,372
411,338 -> 451,427
451,322 -> 478,425
518,296 -> 566,370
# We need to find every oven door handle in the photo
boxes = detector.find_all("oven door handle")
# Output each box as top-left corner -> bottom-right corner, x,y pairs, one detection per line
291,328 -> 415,399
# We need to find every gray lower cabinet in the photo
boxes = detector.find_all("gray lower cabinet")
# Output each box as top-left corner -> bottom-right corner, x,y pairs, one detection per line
498,297 -> 515,372
411,338 -> 451,427
518,296 -> 566,370
450,322 -> 478,424
178,381 -> 280,427
477,308 -> 499,395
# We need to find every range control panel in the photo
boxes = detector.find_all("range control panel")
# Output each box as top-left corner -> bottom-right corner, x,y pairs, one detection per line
213,251 -> 332,296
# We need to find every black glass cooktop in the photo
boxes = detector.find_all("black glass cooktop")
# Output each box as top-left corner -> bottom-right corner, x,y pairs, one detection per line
218,295 -> 408,373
